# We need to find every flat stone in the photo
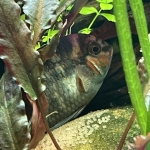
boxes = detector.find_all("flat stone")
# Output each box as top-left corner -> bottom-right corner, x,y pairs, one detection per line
33,106 -> 141,150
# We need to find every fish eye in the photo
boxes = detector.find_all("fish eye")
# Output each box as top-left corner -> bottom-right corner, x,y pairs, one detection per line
88,42 -> 101,56
92,46 -> 100,53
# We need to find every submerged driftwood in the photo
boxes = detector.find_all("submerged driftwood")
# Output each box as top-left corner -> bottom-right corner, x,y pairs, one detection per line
33,107 -> 140,150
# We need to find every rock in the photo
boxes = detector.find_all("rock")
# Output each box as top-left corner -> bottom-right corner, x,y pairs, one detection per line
33,107 -> 141,150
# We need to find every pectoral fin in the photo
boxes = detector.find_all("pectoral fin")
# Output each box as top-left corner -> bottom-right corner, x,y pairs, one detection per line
76,76 -> 86,92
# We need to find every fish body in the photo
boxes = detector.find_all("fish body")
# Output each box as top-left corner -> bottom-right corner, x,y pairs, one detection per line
44,34 -> 113,128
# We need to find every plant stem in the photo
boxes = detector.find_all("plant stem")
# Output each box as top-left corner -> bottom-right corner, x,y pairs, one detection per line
88,9 -> 101,29
117,112 -> 136,150
113,0 -> 147,135
37,94 -> 61,150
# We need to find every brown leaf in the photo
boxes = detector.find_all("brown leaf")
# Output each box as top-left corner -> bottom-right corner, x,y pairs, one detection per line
128,133 -> 150,150
61,0 -> 88,35
23,0 -> 59,46
27,92 -> 49,149
0,0 -> 44,100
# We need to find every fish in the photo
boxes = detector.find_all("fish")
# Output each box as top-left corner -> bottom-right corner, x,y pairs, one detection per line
43,33 -> 113,129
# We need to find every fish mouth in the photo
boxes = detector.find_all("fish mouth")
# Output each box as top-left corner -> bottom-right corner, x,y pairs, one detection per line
86,56 -> 104,75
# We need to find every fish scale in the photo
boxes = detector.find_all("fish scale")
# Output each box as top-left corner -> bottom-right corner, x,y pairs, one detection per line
43,34 -> 113,129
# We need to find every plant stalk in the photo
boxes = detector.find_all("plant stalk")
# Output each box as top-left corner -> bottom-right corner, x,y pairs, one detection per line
88,9 -> 101,29
129,0 -> 150,133
113,0 -> 147,135
37,96 -> 61,150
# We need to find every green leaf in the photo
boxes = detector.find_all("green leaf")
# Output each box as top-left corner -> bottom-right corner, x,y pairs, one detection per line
35,42 -> 41,50
57,14 -> 62,22
42,30 -> 59,43
100,13 -> 116,22
96,0 -> 113,3
38,27 -> 64,62
78,28 -> 91,34
146,142 -> 150,150
0,72 -> 30,150
79,6 -> 98,15
20,14 -> 25,20
100,3 -> 113,10
66,5 -> 73,11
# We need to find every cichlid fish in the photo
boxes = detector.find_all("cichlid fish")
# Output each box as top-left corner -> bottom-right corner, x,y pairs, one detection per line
44,34 -> 113,129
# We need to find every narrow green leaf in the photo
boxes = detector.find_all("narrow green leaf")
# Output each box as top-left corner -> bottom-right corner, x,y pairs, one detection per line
57,14 -> 62,22
42,30 -> 59,43
78,28 -> 91,34
129,1 -> 150,81
107,0 -> 113,2
79,6 -> 98,15
146,142 -> 150,150
129,0 -> 150,133
66,5 -> 73,11
100,3 -> 113,10
113,0 -> 147,134
35,42 -> 41,50
20,14 -> 25,20
100,13 -> 116,22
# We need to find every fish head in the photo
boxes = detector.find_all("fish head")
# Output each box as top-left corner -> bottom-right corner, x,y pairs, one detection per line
60,34 -> 113,93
